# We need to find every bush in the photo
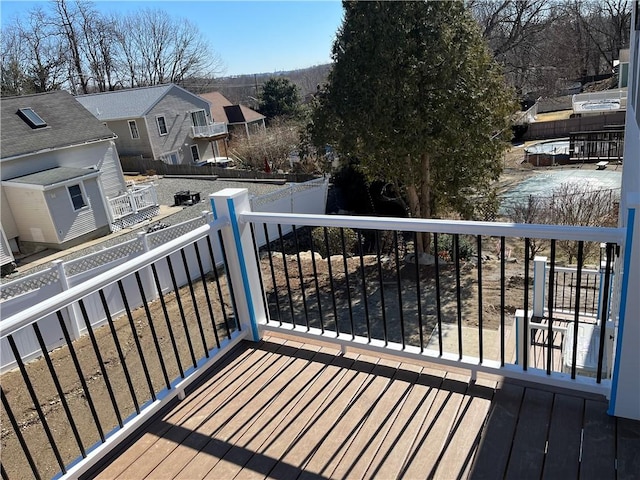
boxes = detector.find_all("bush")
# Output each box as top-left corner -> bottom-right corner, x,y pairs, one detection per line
311,226 -> 357,258
434,234 -> 476,262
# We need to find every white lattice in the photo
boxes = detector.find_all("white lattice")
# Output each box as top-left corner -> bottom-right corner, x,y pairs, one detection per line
147,217 -> 207,249
65,239 -> 145,277
111,206 -> 160,232
251,187 -> 291,208
1,268 -> 59,301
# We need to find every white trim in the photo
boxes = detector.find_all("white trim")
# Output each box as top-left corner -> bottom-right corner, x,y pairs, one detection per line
127,119 -> 140,139
190,144 -> 200,162
66,182 -> 90,211
155,115 -> 168,136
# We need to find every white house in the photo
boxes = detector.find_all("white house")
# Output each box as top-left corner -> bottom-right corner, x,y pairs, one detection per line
0,90 -> 158,266
76,84 -> 228,166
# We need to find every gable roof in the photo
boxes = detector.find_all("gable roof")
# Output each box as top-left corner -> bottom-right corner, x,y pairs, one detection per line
199,91 -> 265,124
76,83 -> 209,121
1,90 -> 116,160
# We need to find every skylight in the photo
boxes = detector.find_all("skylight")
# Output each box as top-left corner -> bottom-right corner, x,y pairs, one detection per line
17,108 -> 47,128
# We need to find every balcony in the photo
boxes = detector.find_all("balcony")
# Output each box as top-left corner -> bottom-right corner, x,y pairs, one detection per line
191,122 -> 228,140
1,189 -> 639,479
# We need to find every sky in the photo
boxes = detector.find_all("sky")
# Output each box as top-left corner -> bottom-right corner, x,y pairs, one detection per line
0,0 -> 345,76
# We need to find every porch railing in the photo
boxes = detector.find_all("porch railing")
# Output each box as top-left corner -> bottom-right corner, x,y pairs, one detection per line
0,189 -> 629,479
107,184 -> 158,221
0,215 -> 246,480
191,122 -> 227,139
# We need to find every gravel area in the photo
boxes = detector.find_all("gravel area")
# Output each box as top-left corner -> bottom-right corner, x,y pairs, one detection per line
1,177 -> 287,283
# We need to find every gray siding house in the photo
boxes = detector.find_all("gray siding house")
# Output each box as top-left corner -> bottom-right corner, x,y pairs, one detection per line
76,84 -> 227,165
0,91 -> 158,268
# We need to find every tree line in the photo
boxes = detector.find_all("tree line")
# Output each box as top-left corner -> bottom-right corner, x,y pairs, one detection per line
1,0 -> 223,96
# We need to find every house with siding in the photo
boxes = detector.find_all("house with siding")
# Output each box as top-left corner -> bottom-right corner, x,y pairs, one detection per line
76,84 -> 228,165
198,91 -> 266,144
0,90 -> 158,270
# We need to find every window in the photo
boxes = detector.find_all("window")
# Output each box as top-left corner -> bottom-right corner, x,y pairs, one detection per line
128,120 -> 140,139
190,109 -> 207,127
17,108 -> 47,128
190,145 -> 200,162
156,115 -> 168,135
68,184 -> 86,210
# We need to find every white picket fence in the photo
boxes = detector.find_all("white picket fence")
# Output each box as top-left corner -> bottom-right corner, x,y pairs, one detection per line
0,177 -> 329,371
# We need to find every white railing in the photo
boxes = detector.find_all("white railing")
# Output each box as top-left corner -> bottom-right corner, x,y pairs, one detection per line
108,184 -> 158,221
191,122 -> 228,138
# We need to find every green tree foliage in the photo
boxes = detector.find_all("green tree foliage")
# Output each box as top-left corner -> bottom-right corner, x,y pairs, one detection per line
310,1 -> 516,250
259,77 -> 301,121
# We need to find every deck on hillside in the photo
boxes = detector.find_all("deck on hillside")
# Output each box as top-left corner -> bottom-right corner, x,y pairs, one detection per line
86,336 -> 640,480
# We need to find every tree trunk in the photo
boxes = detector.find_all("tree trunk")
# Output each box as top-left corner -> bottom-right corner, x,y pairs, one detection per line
407,153 -> 433,253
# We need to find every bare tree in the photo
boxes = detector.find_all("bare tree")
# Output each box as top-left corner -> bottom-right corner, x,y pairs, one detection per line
53,0 -> 89,94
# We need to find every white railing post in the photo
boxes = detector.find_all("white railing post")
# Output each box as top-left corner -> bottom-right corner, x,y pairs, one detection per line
53,260 -> 81,340
129,190 -> 138,214
533,256 -> 547,318
609,201 -> 640,419
514,309 -> 531,366
211,189 -> 267,341
137,231 -> 157,299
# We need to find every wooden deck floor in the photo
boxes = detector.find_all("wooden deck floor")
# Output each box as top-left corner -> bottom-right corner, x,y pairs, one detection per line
87,336 -> 640,480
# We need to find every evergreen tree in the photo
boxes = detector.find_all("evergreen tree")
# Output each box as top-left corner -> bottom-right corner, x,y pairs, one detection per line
311,1 -> 516,251
259,77 -> 301,121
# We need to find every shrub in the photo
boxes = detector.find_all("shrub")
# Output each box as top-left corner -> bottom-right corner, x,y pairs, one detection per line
311,226 -> 357,258
434,234 -> 476,261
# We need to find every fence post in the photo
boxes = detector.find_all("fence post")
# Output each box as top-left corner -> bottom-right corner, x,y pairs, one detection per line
514,309 -> 530,366
137,231 -> 158,299
53,260 -> 82,340
532,256 -> 547,318
211,189 -> 266,342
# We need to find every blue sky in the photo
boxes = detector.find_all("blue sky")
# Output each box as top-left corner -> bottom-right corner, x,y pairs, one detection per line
0,0 -> 344,76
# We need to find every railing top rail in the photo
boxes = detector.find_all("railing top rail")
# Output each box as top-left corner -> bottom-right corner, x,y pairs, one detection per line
240,212 -> 625,244
0,218 -> 228,339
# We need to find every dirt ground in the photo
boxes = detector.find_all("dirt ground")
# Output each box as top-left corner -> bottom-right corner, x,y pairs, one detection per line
0,146 -> 593,478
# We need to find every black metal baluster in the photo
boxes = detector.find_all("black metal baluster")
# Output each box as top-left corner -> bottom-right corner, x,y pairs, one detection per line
558,272 -> 564,311
214,230 -> 240,331
523,238 -> 530,370
454,234 -> 463,359
180,248 -> 210,357
77,299 -> 123,427
596,243 -> 614,383
1,459 -> 12,480
309,228 -> 324,333
117,280 -> 156,399
205,236 -> 233,338
591,270 -> 598,315
7,335 -> 66,474
150,263 -> 185,378
546,240 -> 556,375
394,231 -> 405,348
413,232 -> 424,352
250,223 -> 270,328
193,242 -> 221,349
1,387 -> 41,480
324,226 -> 339,335
500,237 -> 506,366
375,230 -> 388,345
166,255 -> 197,369
340,228 -> 355,338
477,236 -> 484,363
434,232 -> 443,355
31,322 -> 86,458
293,226 -> 310,329
56,311 -> 105,441
358,230 -> 370,341
134,272 -> 171,389
571,242 -> 584,379
263,224 -> 282,325
97,290 -> 139,414
278,224 -> 296,326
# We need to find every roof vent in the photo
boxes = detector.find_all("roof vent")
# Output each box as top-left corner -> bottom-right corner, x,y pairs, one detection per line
17,107 -> 47,128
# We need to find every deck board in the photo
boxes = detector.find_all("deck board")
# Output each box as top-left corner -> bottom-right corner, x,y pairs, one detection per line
84,337 -> 639,480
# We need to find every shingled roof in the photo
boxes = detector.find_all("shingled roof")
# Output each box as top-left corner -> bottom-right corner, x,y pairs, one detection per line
1,90 -> 116,160
198,91 -> 265,124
